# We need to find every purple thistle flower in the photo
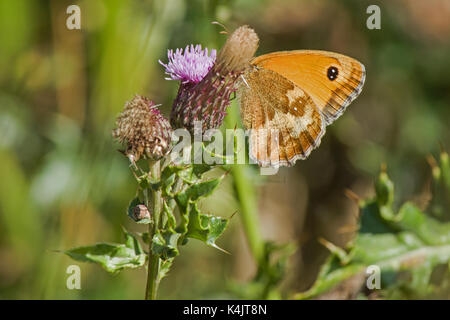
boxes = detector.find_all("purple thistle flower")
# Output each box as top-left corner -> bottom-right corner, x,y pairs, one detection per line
159,45 -> 217,84
161,26 -> 259,134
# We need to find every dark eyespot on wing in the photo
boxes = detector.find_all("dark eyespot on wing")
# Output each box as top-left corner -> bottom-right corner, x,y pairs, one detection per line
327,66 -> 339,81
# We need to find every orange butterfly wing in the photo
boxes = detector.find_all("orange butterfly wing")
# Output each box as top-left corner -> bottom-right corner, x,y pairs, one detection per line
251,50 -> 366,125
240,67 -> 325,167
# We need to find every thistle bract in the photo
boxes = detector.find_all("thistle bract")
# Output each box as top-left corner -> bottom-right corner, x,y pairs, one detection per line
113,95 -> 173,161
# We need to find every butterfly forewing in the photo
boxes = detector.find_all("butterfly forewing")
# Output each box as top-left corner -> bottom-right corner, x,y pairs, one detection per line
251,50 -> 365,125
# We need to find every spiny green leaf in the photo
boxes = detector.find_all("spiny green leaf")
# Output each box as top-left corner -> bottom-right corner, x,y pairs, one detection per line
159,258 -> 175,281
175,176 -> 224,211
295,167 -> 450,299
294,256 -> 365,300
192,164 -> 213,179
375,170 -> 396,220
162,171 -> 176,195
151,230 -> 181,260
375,171 -> 394,207
359,201 -> 393,234
394,202 -> 450,245
162,165 -> 196,185
185,203 -> 229,251
351,232 -> 422,264
137,173 -> 150,189
161,164 -> 214,192
231,241 -> 296,299
64,230 -> 146,273
161,165 -> 184,195
123,228 -> 144,254
163,200 -> 177,231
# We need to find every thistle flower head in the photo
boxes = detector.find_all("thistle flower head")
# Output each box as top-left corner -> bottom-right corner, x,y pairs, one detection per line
113,95 -> 173,161
159,45 -> 217,84
161,25 -> 259,134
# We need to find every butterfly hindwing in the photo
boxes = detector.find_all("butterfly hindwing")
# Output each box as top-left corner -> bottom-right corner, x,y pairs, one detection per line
240,67 -> 325,167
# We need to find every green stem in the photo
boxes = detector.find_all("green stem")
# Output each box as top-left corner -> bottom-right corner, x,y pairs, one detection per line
232,165 -> 264,265
145,160 -> 162,300
225,103 -> 265,265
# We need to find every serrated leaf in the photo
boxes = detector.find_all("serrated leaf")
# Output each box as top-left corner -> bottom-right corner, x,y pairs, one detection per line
176,166 -> 195,183
175,176 -> 224,211
192,164 -> 213,179
64,230 -> 146,273
351,232 -> 422,264
359,201 -> 393,234
375,171 -> 394,208
123,228 -> 144,254
294,257 -> 365,300
394,202 -> 450,245
163,200 -> 176,230
161,164 -> 214,194
137,173 -> 151,189
185,203 -> 228,251
230,241 -> 296,299
160,166 -> 178,195
159,258 -> 175,281
151,230 -> 181,260
162,165 -> 195,184
295,168 -> 450,299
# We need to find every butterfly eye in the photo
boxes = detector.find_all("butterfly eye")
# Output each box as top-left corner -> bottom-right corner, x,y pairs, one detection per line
327,66 -> 339,81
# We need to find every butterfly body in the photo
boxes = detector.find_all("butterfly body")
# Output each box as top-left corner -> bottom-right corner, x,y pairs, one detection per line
239,50 -> 365,167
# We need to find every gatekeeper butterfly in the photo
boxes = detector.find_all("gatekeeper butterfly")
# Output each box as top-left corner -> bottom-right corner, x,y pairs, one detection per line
240,50 -> 365,167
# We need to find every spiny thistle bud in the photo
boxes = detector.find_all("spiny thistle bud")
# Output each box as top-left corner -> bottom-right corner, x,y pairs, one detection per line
160,25 -> 259,134
113,95 -> 173,162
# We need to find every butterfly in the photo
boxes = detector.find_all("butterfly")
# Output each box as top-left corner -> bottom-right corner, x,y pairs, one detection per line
239,50 -> 365,167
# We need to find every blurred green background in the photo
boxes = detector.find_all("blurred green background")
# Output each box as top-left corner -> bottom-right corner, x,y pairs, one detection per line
0,0 -> 449,299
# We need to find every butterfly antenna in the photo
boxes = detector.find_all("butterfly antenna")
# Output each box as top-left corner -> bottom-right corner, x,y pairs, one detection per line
211,21 -> 228,35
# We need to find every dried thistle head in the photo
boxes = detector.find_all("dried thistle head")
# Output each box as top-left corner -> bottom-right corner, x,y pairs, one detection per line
113,95 -> 173,162
160,25 -> 259,134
